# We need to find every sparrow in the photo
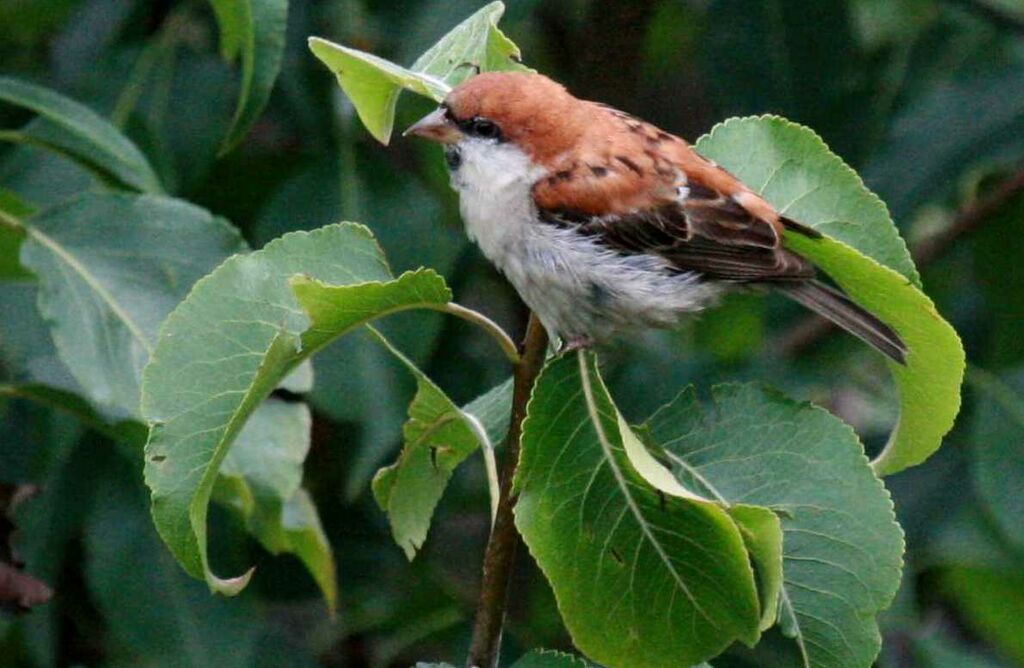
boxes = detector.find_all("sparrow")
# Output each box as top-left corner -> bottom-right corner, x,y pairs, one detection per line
405,72 -> 907,363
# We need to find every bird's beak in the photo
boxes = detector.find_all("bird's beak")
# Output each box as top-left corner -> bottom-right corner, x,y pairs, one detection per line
403,108 -> 462,144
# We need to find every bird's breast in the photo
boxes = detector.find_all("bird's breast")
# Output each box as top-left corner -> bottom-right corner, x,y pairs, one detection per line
448,138 -> 546,264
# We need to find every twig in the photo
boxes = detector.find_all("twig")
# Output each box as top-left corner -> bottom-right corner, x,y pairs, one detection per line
466,314 -> 549,668
773,170 -> 1024,357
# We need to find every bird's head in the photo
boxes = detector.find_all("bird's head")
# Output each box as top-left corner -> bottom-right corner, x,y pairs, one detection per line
404,72 -> 584,164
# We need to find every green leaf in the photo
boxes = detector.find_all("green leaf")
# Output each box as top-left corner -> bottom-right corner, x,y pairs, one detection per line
0,76 -> 162,193
940,567 -> 1024,665
968,367 -> 1024,552
727,504 -> 783,632
409,1 -> 524,87
19,192 -> 246,417
787,233 -> 964,476
208,0 -> 288,153
308,1 -> 525,144
142,224 -> 451,594
307,38 -> 447,144
214,398 -> 336,609
647,383 -> 905,668
510,649 -> 592,667
514,354 -> 760,668
695,116 -> 964,476
366,329 -> 502,560
695,115 -> 918,283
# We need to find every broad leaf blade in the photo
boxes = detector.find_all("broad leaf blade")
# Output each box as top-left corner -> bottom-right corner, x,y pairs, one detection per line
696,115 -> 917,283
308,37 -> 449,144
0,76 -> 162,193
142,224 -> 451,594
308,1 -> 526,144
695,115 -> 963,476
19,192 -> 246,417
208,0 -> 288,153
648,384 -> 905,668
514,354 -> 760,668
786,233 -> 964,476
410,1 -> 525,88
366,329 -> 502,560
215,399 -> 336,609
727,504 -> 783,631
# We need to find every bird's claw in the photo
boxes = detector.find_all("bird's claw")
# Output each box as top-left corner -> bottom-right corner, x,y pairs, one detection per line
559,336 -> 594,354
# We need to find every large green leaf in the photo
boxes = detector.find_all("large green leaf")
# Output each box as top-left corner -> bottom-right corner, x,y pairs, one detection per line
6,201 -> 334,604
308,1 -> 525,144
647,384 -> 904,668
514,354 -> 760,668
208,0 -> 288,153
142,224 -> 452,594
369,332 -> 510,560
0,76 -> 162,193
408,0 -> 525,87
968,367 -> 1024,552
696,115 -> 917,283
19,192 -> 246,417
695,116 -> 963,476
214,398 -> 336,609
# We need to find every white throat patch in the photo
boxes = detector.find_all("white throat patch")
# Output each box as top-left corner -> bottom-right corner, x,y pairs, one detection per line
448,138 -> 546,263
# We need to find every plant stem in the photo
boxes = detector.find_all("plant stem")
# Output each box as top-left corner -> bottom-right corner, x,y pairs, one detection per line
466,314 -> 549,668
440,302 -> 521,365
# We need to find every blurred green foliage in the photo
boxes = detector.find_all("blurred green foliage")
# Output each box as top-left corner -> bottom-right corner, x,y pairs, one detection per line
1,0 -> 1023,666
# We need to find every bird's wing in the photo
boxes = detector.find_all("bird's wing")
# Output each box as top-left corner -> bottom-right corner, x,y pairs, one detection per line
532,113 -> 817,281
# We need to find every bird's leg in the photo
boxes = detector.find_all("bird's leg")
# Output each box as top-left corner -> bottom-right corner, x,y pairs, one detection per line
558,335 -> 594,354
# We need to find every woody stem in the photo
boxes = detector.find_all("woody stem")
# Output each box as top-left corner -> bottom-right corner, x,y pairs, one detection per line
466,314 -> 549,668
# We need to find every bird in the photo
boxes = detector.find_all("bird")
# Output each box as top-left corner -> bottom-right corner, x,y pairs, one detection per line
404,71 -> 907,364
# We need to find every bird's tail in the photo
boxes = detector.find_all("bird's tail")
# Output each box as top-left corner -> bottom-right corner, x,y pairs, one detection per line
777,280 -> 908,364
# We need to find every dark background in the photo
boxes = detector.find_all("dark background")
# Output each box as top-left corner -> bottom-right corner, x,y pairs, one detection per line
1,0 -> 1023,666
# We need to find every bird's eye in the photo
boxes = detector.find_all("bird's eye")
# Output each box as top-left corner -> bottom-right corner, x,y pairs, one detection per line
470,118 -> 501,140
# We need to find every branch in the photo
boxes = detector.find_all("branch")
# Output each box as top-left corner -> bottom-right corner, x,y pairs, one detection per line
773,170 -> 1024,357
466,314 -> 549,668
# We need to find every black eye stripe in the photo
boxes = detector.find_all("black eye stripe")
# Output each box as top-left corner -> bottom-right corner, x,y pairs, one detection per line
449,114 -> 504,142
